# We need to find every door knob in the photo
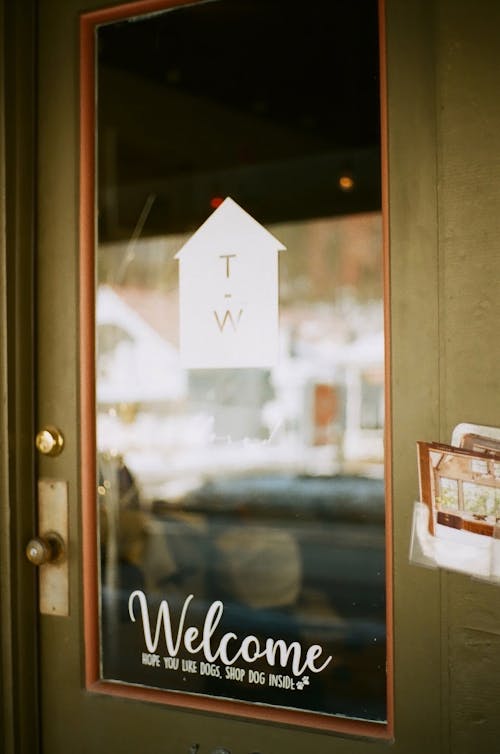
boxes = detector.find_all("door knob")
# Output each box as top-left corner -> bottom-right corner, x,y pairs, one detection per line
35,425 -> 64,456
26,532 -> 65,566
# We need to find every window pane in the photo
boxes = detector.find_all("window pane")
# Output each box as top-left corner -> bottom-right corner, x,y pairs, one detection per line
95,0 -> 386,726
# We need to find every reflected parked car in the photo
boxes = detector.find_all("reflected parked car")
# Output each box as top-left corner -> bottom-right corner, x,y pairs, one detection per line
100,462 -> 387,721
150,473 -> 385,622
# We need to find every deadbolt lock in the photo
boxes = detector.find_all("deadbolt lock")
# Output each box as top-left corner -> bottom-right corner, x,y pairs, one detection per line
26,531 -> 66,566
35,425 -> 64,456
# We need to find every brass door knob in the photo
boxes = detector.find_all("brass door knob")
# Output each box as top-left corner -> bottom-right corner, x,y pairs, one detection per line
35,426 -> 64,456
26,532 -> 65,566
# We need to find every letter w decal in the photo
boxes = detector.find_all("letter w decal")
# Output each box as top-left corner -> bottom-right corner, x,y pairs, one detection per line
214,309 -> 243,333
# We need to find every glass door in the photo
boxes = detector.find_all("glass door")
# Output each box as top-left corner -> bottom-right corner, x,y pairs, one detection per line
84,0 -> 389,735
35,1 -> 446,752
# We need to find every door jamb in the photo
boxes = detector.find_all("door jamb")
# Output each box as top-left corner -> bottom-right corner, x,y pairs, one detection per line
0,1 -> 39,752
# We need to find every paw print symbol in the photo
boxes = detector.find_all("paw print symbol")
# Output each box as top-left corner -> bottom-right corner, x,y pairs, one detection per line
296,676 -> 310,691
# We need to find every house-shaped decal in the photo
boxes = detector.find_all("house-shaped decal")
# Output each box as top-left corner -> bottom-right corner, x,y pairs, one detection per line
175,197 -> 286,369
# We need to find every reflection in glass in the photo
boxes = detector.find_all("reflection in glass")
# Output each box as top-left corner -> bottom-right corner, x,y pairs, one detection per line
95,0 -> 385,723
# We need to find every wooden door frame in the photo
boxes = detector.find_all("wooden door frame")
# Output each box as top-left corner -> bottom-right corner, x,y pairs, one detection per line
0,1 -> 39,753
80,0 -> 392,739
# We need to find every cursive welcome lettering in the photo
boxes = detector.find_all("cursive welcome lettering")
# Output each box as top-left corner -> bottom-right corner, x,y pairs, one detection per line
128,589 -> 193,656
128,590 -> 332,677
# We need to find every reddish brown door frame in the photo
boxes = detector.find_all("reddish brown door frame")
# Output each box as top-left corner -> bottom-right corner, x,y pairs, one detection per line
80,0 -> 393,739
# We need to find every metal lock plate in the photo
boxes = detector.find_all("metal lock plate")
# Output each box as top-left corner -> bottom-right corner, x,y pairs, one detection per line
37,479 -> 69,616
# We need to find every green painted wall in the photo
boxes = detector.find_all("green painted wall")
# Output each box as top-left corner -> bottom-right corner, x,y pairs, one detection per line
435,1 -> 500,751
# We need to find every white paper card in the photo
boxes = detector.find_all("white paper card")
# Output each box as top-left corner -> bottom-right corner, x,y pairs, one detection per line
175,197 -> 286,369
